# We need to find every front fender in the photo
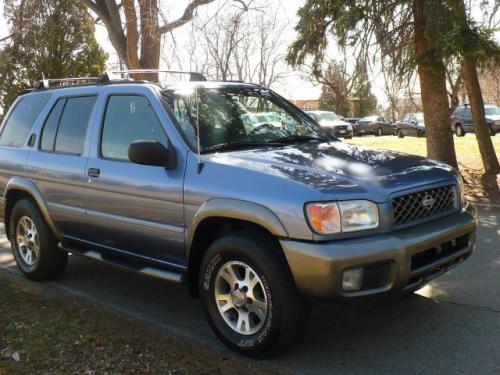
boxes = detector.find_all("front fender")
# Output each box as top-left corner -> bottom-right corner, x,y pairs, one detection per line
186,198 -> 289,256
3,177 -> 61,240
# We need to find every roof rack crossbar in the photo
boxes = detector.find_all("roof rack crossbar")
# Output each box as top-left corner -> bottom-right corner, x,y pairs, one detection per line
111,69 -> 207,82
37,74 -> 109,89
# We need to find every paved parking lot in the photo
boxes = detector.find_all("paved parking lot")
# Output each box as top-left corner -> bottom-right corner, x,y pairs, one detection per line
0,208 -> 499,375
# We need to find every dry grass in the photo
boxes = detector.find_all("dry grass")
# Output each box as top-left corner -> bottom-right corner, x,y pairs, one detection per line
346,135 -> 500,204
0,273 -> 283,375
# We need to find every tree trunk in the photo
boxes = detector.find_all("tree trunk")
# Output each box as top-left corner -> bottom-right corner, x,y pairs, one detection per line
461,55 -> 500,175
450,0 -> 500,177
414,0 -> 458,169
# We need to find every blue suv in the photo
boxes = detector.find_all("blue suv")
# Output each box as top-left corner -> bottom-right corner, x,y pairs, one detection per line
451,104 -> 500,136
0,72 -> 477,356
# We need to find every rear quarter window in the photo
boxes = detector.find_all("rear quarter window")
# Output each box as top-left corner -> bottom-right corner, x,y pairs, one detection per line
0,93 -> 51,147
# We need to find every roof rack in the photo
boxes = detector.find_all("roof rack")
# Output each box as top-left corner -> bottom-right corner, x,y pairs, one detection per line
111,69 -> 207,82
36,73 -> 110,89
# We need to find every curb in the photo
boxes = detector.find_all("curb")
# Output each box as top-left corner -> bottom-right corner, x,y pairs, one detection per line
472,202 -> 500,209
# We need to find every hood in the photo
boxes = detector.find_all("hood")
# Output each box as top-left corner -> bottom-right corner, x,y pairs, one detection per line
206,141 -> 456,202
486,115 -> 500,122
319,120 -> 351,128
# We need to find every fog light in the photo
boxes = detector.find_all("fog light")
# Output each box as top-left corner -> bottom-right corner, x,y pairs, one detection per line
342,268 -> 363,291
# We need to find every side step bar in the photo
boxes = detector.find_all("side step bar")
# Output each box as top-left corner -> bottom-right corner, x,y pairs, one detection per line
58,243 -> 184,284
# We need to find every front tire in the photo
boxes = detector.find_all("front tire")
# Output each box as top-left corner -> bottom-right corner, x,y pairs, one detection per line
397,129 -> 404,138
9,199 -> 67,281
199,231 -> 307,357
377,127 -> 383,136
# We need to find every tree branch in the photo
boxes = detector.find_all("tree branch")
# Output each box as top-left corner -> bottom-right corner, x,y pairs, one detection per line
159,0 -> 215,34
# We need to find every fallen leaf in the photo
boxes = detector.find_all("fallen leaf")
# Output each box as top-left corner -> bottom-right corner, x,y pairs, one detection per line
92,337 -> 103,348
11,352 -> 20,362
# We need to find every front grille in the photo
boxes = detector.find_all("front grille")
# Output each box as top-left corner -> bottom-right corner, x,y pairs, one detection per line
392,185 -> 457,226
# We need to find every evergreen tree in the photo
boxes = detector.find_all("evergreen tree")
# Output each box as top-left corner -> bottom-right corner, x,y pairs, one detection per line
0,0 -> 108,111
350,68 -> 377,118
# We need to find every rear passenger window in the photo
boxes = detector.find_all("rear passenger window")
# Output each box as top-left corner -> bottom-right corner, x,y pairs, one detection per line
41,99 -> 65,151
40,96 -> 96,155
101,95 -> 168,161
0,93 -> 51,147
55,96 -> 96,154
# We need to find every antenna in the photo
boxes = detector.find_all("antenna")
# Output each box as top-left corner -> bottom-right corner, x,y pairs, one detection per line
196,87 -> 204,173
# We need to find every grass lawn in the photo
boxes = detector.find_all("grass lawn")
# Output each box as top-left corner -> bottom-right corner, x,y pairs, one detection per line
346,134 -> 500,204
0,272 -> 283,375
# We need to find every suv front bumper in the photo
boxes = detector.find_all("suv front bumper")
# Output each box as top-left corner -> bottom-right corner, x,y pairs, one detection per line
280,202 -> 477,300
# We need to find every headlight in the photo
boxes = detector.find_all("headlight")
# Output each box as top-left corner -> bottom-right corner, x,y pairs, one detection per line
305,200 -> 379,234
346,124 -> 353,131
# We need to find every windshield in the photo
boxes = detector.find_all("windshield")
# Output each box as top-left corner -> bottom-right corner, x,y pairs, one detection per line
162,87 -> 328,152
318,112 -> 341,122
361,116 -> 378,122
485,106 -> 500,116
415,113 -> 424,124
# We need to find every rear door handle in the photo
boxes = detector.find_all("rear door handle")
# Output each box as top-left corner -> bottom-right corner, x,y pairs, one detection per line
87,168 -> 100,178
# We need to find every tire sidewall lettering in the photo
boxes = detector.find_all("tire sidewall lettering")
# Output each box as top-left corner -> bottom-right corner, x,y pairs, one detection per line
203,253 -> 221,291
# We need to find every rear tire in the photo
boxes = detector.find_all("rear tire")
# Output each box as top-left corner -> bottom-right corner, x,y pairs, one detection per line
9,199 -> 67,281
455,125 -> 465,137
199,230 -> 308,357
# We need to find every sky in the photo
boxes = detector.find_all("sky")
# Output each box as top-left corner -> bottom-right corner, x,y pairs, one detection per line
0,1 -> 498,107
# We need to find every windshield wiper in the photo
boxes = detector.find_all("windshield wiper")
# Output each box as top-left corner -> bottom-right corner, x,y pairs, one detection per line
272,135 -> 329,144
200,141 -> 283,154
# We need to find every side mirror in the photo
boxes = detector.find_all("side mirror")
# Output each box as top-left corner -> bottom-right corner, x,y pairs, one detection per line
128,140 -> 177,169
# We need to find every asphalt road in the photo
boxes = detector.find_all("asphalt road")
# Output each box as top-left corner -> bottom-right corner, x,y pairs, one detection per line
0,208 -> 499,375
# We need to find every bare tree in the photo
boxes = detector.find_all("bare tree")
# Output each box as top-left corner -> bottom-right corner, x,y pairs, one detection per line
479,64 -> 500,105
190,2 -> 287,86
83,0 -> 217,78
309,56 -> 364,116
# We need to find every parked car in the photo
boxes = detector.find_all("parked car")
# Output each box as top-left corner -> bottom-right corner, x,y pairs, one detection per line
0,72 -> 477,357
344,117 -> 362,136
356,115 -> 395,136
306,110 -> 353,138
241,112 -> 283,133
396,112 -> 426,137
451,104 -> 500,136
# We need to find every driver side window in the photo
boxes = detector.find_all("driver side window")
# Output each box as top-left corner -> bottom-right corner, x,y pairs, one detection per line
101,95 -> 168,161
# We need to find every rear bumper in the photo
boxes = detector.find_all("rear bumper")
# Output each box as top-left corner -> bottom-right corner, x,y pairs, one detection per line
281,202 -> 477,300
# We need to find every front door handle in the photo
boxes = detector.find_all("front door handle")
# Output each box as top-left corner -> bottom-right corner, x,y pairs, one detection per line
87,168 -> 100,178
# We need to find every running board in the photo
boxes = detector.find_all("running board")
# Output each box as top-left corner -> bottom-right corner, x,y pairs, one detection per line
58,243 -> 184,284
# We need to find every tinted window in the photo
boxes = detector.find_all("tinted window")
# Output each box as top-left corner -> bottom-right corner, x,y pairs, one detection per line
101,95 -> 168,161
0,93 -> 51,147
54,96 -> 96,154
41,99 -> 65,151
453,107 -> 463,117
463,107 -> 472,118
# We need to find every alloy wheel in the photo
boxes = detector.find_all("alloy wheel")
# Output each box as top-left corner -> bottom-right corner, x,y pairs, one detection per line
214,261 -> 268,335
16,216 -> 40,266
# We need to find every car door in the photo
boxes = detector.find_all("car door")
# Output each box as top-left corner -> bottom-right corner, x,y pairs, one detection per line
28,94 -> 98,238
83,89 -> 186,267
463,107 -> 473,132
398,114 -> 409,135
